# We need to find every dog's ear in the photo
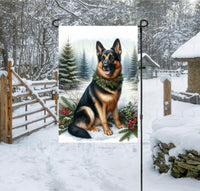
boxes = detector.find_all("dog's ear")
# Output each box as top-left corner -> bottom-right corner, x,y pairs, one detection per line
96,41 -> 105,56
112,39 -> 122,55
96,41 -> 105,62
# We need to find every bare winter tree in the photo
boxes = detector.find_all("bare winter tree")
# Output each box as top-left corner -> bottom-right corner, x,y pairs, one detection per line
0,0 -> 199,75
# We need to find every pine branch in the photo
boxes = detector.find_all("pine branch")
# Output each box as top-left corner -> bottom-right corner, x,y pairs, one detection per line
119,131 -> 132,142
60,96 -> 76,111
59,127 -> 68,135
133,129 -> 138,138
118,128 -> 130,134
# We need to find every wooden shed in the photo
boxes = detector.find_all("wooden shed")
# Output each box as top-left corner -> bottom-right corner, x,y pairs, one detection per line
138,53 -> 160,79
172,32 -> 200,94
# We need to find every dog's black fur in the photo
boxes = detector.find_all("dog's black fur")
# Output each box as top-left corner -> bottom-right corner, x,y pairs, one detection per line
68,39 -> 124,138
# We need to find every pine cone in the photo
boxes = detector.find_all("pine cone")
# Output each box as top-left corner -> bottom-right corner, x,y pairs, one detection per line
129,116 -> 133,120
134,116 -> 138,122
120,113 -> 125,118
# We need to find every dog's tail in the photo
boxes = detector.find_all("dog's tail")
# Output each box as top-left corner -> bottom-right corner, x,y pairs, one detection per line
68,123 -> 91,139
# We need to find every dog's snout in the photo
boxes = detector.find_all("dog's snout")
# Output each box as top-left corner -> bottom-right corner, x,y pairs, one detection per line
102,60 -> 110,71
103,61 -> 109,67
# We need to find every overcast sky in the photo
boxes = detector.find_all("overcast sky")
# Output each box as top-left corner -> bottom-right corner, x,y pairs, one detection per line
59,26 -> 138,53
59,26 -> 138,75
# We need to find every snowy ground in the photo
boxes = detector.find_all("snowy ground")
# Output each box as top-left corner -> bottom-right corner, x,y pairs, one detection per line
1,74 -> 200,191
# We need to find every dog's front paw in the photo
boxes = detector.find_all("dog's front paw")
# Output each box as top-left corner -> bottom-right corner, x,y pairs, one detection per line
104,128 -> 113,136
116,123 -> 126,129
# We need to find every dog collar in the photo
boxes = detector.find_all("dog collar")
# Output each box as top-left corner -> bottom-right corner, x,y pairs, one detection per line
93,71 -> 123,90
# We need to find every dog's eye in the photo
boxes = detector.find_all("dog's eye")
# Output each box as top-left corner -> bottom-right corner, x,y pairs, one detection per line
101,55 -> 105,62
109,55 -> 114,61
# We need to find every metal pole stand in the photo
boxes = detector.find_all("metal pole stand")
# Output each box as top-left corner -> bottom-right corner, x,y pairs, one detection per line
138,19 -> 149,191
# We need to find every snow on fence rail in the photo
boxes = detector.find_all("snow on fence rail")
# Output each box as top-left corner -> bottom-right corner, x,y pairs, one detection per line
156,69 -> 182,77
0,61 -> 58,144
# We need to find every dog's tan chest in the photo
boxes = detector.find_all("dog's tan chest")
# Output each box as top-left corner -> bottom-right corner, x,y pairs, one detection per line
95,87 -> 120,112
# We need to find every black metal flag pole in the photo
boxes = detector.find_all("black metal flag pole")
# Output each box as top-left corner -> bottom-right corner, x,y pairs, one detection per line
52,18 -> 149,190
138,19 -> 148,191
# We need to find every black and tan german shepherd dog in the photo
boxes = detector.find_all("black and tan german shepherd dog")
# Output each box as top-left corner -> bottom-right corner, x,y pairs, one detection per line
68,39 -> 125,138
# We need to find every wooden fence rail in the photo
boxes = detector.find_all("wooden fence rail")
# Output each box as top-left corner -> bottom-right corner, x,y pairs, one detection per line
0,61 -> 58,144
157,69 -> 181,77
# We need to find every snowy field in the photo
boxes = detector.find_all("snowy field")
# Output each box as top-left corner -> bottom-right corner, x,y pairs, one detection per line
1,74 -> 200,191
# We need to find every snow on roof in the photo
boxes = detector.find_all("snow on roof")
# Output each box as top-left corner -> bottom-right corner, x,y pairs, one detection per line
172,32 -> 200,59
138,53 -> 160,68
0,70 -> 8,77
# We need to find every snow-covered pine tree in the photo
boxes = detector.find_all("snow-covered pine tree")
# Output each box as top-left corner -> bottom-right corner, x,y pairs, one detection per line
129,48 -> 138,80
79,50 -> 90,80
122,55 -> 131,80
59,39 -> 79,89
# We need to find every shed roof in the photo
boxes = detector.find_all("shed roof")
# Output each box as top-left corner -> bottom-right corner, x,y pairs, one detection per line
138,53 -> 160,68
172,32 -> 200,61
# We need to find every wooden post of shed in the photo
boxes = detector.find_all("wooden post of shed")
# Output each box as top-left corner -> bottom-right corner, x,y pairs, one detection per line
0,73 -> 8,143
7,61 -> 13,144
163,79 -> 171,116
187,61 -> 200,94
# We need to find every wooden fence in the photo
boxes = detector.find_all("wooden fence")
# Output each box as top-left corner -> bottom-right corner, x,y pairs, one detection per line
157,69 -> 182,77
163,79 -> 171,116
0,71 -> 8,143
0,61 -> 58,144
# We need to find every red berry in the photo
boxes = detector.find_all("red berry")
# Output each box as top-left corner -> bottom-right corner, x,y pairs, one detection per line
131,127 -> 135,130
131,121 -> 136,124
65,110 -> 71,114
63,109 -> 71,115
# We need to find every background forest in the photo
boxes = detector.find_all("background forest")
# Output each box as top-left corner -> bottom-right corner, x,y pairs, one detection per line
58,26 -> 138,88
0,0 -> 199,80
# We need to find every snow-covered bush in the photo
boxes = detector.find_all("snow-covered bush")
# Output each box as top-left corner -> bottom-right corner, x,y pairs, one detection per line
151,115 -> 200,179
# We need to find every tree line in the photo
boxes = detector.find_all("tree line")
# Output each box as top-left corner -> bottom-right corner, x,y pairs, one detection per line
59,39 -> 138,89
0,0 -> 199,80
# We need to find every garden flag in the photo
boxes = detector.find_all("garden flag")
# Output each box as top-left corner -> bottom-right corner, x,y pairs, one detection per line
58,26 -> 138,143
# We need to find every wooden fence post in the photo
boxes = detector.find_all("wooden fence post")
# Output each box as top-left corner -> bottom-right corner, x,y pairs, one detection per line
163,79 -> 171,116
0,73 -> 8,143
44,83 -> 47,123
55,71 -> 58,123
7,61 -> 13,144
25,79 -> 28,130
